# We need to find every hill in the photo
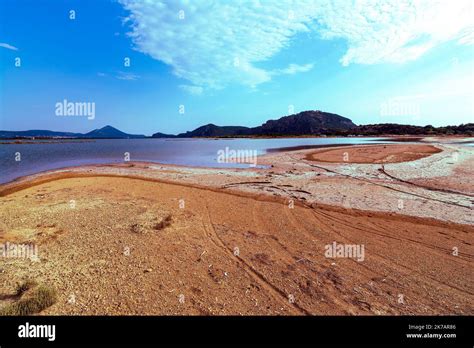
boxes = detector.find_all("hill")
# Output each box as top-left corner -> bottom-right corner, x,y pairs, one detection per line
254,110 -> 356,136
151,132 -> 176,138
176,124 -> 251,137
0,130 -> 83,138
174,111 -> 356,137
355,123 -> 474,136
0,126 -> 146,139
2,112 -> 472,139
83,125 -> 145,139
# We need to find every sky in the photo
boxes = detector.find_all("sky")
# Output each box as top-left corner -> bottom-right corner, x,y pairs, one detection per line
0,0 -> 473,135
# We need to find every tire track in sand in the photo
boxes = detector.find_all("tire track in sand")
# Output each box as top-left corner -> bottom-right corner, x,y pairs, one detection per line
201,199 -> 311,315
311,208 -> 474,297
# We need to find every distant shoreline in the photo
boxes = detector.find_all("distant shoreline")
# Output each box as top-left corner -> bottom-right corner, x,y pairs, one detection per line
2,110 -> 473,140
1,134 -> 472,143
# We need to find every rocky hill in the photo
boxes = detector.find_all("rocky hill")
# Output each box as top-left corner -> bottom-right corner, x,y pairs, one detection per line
169,110 -> 356,138
254,110 -> 356,136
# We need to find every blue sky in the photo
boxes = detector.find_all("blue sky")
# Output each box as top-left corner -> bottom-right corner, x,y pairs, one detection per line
1,0 -> 473,135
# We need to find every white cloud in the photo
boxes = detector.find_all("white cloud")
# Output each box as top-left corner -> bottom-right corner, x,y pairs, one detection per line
179,84 -> 204,95
119,0 -> 474,90
316,0 -> 474,66
272,63 -> 314,75
458,29 -> 474,45
119,0 -> 318,90
0,42 -> 18,51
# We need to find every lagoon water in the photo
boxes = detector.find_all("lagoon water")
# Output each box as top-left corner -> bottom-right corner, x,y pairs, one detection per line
0,137 -> 387,184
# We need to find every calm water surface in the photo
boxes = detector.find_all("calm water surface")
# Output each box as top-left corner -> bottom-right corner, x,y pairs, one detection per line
1,137 -> 389,184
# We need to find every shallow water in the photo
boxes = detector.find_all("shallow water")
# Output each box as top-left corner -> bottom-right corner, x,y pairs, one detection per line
0,137 -> 386,184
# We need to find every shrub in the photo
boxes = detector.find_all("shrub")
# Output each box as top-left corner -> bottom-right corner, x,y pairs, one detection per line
0,282 -> 57,316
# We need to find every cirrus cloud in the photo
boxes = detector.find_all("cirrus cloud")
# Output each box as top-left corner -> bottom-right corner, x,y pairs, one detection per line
0,42 -> 18,51
179,84 -> 204,96
272,63 -> 315,76
119,0 -> 473,91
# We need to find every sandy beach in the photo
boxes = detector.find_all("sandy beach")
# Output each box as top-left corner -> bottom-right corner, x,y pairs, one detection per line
0,141 -> 473,315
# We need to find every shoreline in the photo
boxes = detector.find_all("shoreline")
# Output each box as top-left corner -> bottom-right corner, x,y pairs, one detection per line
1,142 -> 473,224
0,141 -> 366,186
0,142 -> 472,315
1,168 -> 470,230
2,134 -> 472,142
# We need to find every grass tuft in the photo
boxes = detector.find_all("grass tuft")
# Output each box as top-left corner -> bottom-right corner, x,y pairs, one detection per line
15,279 -> 38,296
0,282 -> 57,316
153,214 -> 172,231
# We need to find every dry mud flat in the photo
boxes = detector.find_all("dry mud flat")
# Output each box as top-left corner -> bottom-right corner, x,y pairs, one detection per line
304,144 -> 442,164
0,174 -> 473,315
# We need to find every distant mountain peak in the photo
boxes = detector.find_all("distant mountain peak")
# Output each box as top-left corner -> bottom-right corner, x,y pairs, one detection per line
89,125 -> 119,132
83,125 -> 145,138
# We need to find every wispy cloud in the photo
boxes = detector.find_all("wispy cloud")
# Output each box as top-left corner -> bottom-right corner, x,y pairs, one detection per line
119,0 -> 474,91
116,71 -> 140,80
316,0 -> 474,66
272,63 -> 314,76
179,84 -> 204,96
0,42 -> 18,51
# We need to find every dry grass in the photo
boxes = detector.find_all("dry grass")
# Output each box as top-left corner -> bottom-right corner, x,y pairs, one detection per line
15,279 -> 38,295
153,214 -> 173,231
0,281 -> 57,316
130,214 -> 173,234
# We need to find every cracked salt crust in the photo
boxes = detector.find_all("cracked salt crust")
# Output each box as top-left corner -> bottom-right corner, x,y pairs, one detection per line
386,144 -> 473,179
